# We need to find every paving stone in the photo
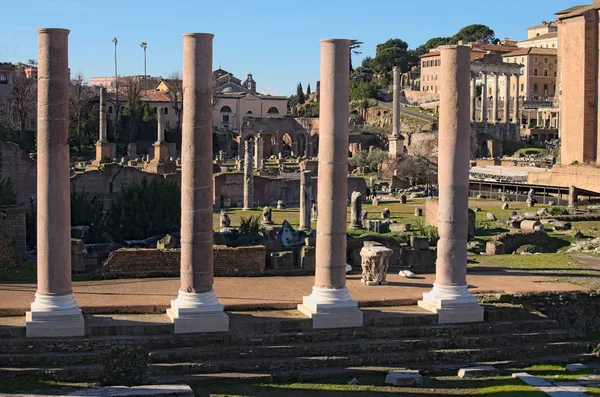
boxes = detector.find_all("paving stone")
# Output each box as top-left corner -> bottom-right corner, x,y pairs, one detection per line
385,370 -> 423,386
512,372 -> 553,387
567,363 -> 589,372
457,365 -> 499,379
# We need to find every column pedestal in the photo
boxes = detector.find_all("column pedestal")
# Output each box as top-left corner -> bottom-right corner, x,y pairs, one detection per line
418,284 -> 483,324
167,290 -> 229,333
298,287 -> 363,329
89,140 -> 112,168
388,137 -> 404,159
26,293 -> 84,337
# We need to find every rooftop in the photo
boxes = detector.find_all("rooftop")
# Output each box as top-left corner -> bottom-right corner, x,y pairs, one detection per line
527,21 -> 557,30
556,2 -> 600,20
503,47 -> 558,57
518,32 -> 558,43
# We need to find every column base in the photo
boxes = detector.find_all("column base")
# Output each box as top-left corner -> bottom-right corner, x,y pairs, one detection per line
167,290 -> 229,334
418,284 -> 484,324
297,286 -> 363,329
26,293 -> 85,338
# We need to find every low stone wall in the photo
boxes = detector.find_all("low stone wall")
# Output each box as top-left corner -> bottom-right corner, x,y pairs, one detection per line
0,206 -> 26,259
485,230 -> 551,255
102,245 -> 266,278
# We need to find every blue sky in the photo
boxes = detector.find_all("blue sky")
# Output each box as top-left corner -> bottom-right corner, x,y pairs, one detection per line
0,0 -> 577,96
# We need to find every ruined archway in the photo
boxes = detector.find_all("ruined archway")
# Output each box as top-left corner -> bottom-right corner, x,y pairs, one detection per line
281,133 -> 292,156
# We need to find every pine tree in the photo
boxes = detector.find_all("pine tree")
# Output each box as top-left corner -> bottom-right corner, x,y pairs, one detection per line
296,82 -> 305,104
307,83 -> 311,96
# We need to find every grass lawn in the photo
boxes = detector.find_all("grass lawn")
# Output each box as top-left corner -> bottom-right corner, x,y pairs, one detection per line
0,261 -> 94,284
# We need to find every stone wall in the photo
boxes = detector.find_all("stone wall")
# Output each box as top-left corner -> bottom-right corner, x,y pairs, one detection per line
214,173 -> 367,207
102,245 -> 266,278
471,123 -> 520,142
485,230 -> 551,255
0,142 -> 36,206
0,206 -> 26,259
528,165 -> 600,193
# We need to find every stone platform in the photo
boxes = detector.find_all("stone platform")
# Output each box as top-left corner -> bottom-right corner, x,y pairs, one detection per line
0,264 -> 588,316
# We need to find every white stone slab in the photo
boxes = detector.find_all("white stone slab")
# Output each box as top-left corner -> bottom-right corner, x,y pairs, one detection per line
13,384 -> 194,397
398,270 -> 416,278
385,370 -> 423,386
458,365 -> 499,379
512,372 -> 553,387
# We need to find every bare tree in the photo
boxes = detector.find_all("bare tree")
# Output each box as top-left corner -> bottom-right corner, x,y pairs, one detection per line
165,71 -> 183,133
69,72 -> 94,152
10,68 -> 37,141
123,78 -> 144,143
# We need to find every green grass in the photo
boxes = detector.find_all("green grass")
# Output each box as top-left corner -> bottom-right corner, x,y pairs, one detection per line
471,253 -> 581,270
0,261 -> 94,284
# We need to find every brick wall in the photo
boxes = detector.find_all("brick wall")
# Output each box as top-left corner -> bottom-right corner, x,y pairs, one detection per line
102,245 -> 266,278
0,142 -> 36,206
0,206 -> 26,259
527,165 -> 600,193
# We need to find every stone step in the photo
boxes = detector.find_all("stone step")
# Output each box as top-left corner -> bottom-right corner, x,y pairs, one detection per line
146,352 -> 596,386
0,351 -> 100,367
11,385 -> 195,397
146,341 -> 591,376
0,364 -> 103,382
0,318 -> 561,354
148,329 -> 578,363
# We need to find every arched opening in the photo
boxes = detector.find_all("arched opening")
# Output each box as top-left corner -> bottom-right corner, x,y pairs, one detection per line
246,110 -> 253,114
220,105 -> 232,113
262,134 -> 276,157
220,105 -> 232,128
0,73 -> 7,84
312,135 -> 319,157
267,106 -> 279,114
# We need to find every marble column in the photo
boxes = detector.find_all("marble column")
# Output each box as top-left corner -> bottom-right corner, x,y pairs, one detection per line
91,87 -> 112,166
26,28 -> 84,338
480,72 -> 488,123
513,74 -> 520,124
299,170 -> 312,231
152,107 -> 168,163
492,73 -> 499,123
503,74 -> 510,123
349,191 -> 363,229
418,45 -> 483,324
470,75 -> 476,122
389,66 -> 403,159
243,139 -> 254,210
297,38 -> 362,329
99,87 -> 107,141
254,133 -> 263,168
167,33 -> 228,333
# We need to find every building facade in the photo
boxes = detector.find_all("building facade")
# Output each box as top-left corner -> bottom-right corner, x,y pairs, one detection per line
517,21 -> 559,49
502,48 -> 557,101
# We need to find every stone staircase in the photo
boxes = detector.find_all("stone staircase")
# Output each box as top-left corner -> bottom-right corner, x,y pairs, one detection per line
0,305 -> 594,387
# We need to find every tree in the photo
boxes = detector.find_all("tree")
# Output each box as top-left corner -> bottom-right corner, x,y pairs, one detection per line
394,156 -> 437,186
10,68 -> 36,141
69,72 -> 94,152
165,71 -> 184,133
306,83 -> 311,96
425,37 -> 451,49
370,39 -> 418,76
451,24 -> 496,44
296,82 -> 305,105
123,78 -> 144,143
361,56 -> 373,69
349,39 -> 363,72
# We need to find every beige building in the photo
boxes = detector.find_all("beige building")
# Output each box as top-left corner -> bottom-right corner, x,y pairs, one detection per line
211,68 -> 288,130
517,21 -> 559,49
502,47 -> 557,101
557,0 -> 600,164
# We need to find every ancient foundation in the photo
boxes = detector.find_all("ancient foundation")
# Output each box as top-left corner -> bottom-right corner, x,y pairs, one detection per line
167,33 -> 228,333
26,28 -> 85,338
418,46 -> 483,324
297,39 -> 363,329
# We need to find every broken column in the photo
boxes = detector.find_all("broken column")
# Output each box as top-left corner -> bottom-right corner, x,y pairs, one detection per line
349,191 -> 363,229
90,87 -> 112,167
513,74 -> 520,124
297,38 -> 363,329
492,73 -> 499,122
388,66 -> 404,159
254,133 -> 262,168
480,72 -> 488,123
299,170 -> 312,231
26,28 -> 84,338
470,74 -> 476,122
503,74 -> 510,123
243,139 -> 254,210
152,107 -> 169,162
167,33 -> 228,333
418,45 -> 483,324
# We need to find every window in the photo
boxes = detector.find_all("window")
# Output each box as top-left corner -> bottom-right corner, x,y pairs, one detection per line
0,73 -> 6,84
544,69 -> 548,77
543,84 -> 548,93
164,107 -> 169,115
534,56 -> 538,64
550,63 -> 553,69
220,105 -> 232,113
521,84 -> 524,92
521,57 -> 525,63
533,83 -> 538,92
544,57 -> 548,64
108,106 -> 113,114
222,114 -> 229,126
554,71 -> 557,77
153,107 -> 157,114
533,69 -> 538,76
267,106 -> 279,114
514,57 -> 517,63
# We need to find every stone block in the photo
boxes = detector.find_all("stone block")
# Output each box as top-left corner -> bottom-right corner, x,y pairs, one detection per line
360,246 -> 393,285
502,203 -> 509,210
400,247 -> 436,273
300,246 -> 315,271
414,208 -> 423,217
410,236 -> 429,250
398,270 -> 416,278
270,251 -> 294,270
566,363 -> 588,372
157,234 -> 177,249
486,241 -> 505,255
385,370 -> 423,386
486,213 -> 497,221
389,223 -> 411,233
520,220 -> 542,231
458,366 -> 499,379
